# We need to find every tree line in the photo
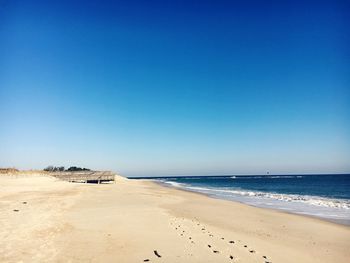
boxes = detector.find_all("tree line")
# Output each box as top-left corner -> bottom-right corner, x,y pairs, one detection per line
43,166 -> 91,172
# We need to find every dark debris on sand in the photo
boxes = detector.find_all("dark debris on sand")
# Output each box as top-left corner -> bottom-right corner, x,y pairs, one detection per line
153,250 -> 161,258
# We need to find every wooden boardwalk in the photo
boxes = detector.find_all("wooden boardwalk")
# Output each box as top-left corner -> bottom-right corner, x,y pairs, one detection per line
51,171 -> 115,184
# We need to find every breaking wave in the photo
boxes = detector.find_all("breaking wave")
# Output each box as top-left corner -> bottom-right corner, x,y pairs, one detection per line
230,175 -> 303,179
161,182 -> 350,210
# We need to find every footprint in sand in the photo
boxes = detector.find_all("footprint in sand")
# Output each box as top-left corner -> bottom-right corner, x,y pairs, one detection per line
208,245 -> 212,248
249,250 -> 255,253
22,202 -> 27,204
229,241 -> 235,244
229,255 -> 234,260
13,209 -> 19,212
213,250 -> 219,254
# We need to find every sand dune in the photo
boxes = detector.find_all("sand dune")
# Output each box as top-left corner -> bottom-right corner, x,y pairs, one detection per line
1,174 -> 349,262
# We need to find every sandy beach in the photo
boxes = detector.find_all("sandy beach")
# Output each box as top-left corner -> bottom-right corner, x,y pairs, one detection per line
1,173 -> 349,263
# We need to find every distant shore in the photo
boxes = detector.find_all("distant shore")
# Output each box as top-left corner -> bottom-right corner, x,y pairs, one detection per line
1,172 -> 349,262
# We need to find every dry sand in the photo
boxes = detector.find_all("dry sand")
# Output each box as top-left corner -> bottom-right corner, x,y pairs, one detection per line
1,173 -> 349,262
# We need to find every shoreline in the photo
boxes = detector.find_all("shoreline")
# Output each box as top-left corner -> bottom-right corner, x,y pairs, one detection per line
152,180 -> 350,227
1,173 -> 350,262
149,179 -> 350,230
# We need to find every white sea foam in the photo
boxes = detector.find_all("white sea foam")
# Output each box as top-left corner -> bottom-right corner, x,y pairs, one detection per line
160,180 -> 185,188
161,182 -> 350,210
185,186 -> 350,210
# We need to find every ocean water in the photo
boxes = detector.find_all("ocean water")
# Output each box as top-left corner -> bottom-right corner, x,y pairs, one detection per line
135,174 -> 350,225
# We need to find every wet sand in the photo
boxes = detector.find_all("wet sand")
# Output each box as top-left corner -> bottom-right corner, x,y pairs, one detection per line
1,173 -> 349,262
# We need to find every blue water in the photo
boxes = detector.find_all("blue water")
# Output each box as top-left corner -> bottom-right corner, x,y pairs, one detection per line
133,174 -> 350,225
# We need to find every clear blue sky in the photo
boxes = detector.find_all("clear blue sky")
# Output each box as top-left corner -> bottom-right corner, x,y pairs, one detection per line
0,0 -> 349,176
